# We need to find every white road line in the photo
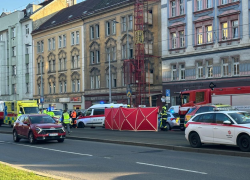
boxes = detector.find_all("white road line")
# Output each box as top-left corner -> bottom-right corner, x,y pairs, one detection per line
136,162 -> 207,175
12,143 -> 93,157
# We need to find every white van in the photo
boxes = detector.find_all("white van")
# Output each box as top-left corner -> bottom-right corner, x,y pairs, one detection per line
76,104 -> 127,128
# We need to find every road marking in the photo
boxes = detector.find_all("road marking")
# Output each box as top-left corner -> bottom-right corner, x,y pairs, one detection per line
13,143 -> 93,157
136,162 -> 207,175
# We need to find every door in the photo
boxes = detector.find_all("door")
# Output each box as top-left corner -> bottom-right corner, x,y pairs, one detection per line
91,109 -> 105,126
22,116 -> 30,137
196,113 -> 215,143
213,113 -> 235,144
82,109 -> 93,127
15,116 -> 24,136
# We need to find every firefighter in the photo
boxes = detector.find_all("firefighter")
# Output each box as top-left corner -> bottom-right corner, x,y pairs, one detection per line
160,106 -> 168,131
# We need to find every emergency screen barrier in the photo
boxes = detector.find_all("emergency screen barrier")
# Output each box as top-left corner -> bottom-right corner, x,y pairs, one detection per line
105,107 -> 159,131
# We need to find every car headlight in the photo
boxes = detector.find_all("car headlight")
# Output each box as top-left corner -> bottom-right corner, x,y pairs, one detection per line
35,127 -> 42,134
61,127 -> 65,133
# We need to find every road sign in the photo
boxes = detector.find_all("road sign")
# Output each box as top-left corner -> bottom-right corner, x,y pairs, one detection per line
127,90 -> 132,97
166,89 -> 170,103
40,97 -> 44,103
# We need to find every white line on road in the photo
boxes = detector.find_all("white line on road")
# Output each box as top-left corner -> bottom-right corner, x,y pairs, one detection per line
12,143 -> 93,157
136,162 -> 207,175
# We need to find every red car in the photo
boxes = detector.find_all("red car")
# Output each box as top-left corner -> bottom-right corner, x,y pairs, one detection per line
13,114 -> 66,144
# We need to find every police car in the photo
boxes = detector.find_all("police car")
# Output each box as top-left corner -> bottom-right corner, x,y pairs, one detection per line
185,110 -> 250,152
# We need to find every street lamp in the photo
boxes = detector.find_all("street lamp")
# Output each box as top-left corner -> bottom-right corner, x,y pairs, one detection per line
27,44 -> 44,110
113,19 -> 131,106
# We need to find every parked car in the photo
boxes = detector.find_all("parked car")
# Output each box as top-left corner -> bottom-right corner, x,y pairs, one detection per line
13,114 -> 66,144
185,111 -> 250,152
158,112 -> 180,130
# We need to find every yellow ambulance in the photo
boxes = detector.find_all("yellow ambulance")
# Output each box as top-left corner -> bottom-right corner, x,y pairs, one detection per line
4,100 -> 39,127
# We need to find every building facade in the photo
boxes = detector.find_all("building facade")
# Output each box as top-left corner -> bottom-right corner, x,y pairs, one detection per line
83,0 -> 162,108
0,0 -> 70,101
161,0 -> 250,106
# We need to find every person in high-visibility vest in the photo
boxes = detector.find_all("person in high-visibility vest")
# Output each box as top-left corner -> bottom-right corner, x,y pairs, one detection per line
43,109 -> 48,114
48,111 -> 55,118
17,111 -> 22,119
71,110 -> 77,128
62,109 -> 71,135
160,106 -> 168,131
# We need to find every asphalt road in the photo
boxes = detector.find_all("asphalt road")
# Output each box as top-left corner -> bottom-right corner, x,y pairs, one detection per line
0,125 -> 243,152
0,133 -> 250,180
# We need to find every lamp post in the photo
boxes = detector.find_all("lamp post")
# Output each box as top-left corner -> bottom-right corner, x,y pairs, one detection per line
113,18 -> 131,106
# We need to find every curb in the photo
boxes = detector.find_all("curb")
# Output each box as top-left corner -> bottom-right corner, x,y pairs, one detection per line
1,131 -> 250,158
0,160 -> 69,180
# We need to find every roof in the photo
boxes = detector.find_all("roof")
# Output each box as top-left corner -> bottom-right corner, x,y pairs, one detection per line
32,0 -> 132,34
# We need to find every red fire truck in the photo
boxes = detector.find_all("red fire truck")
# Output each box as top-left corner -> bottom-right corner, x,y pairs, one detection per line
178,86 -> 250,130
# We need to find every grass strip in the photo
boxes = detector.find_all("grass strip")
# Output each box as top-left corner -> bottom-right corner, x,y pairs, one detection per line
0,163 -> 54,180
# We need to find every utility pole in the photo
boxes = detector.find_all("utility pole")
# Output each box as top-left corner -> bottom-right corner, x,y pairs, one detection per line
109,50 -> 112,104
126,17 -> 131,107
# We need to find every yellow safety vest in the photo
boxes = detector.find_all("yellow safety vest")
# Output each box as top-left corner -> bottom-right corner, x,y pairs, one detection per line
43,110 -> 47,114
17,114 -> 22,118
63,112 -> 70,124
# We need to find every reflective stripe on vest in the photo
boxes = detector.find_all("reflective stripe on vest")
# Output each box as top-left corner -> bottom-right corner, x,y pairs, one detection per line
63,113 -> 70,124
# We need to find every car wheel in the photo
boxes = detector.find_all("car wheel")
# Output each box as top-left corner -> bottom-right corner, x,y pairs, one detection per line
102,124 -> 105,128
166,123 -> 171,130
29,132 -> 37,144
9,121 -> 13,128
238,135 -> 250,152
91,127 -> 96,129
13,130 -> 20,142
189,132 -> 202,148
78,122 -> 85,128
57,139 -> 64,143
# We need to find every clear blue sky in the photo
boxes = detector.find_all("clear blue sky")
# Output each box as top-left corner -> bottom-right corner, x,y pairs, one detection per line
0,0 -> 40,14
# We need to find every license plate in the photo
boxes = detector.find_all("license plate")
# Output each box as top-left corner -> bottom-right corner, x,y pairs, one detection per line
49,133 -> 58,136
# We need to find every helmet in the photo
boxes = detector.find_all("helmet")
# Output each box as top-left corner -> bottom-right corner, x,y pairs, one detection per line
162,106 -> 166,110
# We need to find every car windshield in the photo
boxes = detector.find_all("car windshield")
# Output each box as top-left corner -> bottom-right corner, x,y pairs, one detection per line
172,113 -> 180,118
24,107 -> 39,114
187,108 -> 196,114
52,111 -> 62,116
29,116 -> 55,124
228,112 -> 250,124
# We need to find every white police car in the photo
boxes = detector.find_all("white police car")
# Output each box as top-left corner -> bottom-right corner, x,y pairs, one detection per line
185,111 -> 250,152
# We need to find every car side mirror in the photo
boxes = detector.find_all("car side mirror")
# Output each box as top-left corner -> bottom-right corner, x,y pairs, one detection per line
223,120 -> 231,125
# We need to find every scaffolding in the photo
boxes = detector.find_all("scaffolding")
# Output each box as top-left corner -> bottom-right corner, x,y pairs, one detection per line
124,0 -> 159,107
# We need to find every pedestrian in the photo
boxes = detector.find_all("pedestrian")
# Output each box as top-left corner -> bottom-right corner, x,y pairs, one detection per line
62,109 -> 71,135
17,111 -> 22,118
71,110 -> 77,128
43,108 -> 48,114
39,109 -> 42,114
160,106 -> 168,131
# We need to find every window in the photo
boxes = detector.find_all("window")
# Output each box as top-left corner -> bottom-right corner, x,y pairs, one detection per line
95,25 -> 99,38
216,113 -> 230,124
232,20 -> 238,39
72,80 -> 76,92
172,33 -> 177,49
26,64 -> 29,73
221,0 -> 227,5
106,22 -> 110,36
196,106 -> 214,114
25,45 -> 29,54
48,39 -> 51,50
76,31 -> 79,44
222,59 -> 229,76
12,28 -> 15,38
91,76 -> 94,89
71,32 -> 75,45
59,59 -> 62,70
197,62 -> 203,78
197,27 -> 203,45
12,65 -> 16,75
53,60 -> 56,71
38,63 -> 40,74
42,62 -> 44,73
207,0 -> 212,8
122,72 -> 125,86
49,61 -> 52,72
206,26 -> 212,43
77,80 -> 80,92
37,42 -> 40,53
122,17 -> 126,32
60,82 -> 63,93
12,47 -> 16,56
96,75 -> 100,89
112,73 -> 117,88
180,64 -> 185,80
106,48 -> 111,62
72,56 -> 75,69
49,83 -> 52,94
122,45 -> 126,59
199,113 -> 215,123
179,0 -> 184,15
90,26 -> 94,39
196,92 -> 205,103
129,15 -> 133,30
63,35 -> 66,47
179,31 -> 185,47
38,84 -> 41,94
12,84 -> 16,94
171,1 -> 176,17
59,36 -> 62,48
207,59 -> 213,78
41,41 -> 44,52
233,57 -> 239,75
197,0 -> 202,11
64,81 -> 67,92
172,65 -> 177,80
64,58 -> 67,70
0,34 -> 3,41
52,38 -> 55,50
53,83 -> 56,93
25,25 -> 29,35
112,21 -> 116,34
93,109 -> 105,116
26,83 -> 29,93
222,22 -> 228,40
96,50 -> 100,63
90,51 -> 95,64
112,47 -> 116,61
